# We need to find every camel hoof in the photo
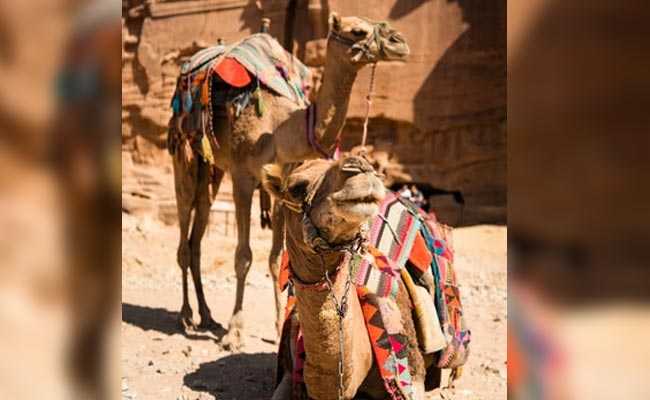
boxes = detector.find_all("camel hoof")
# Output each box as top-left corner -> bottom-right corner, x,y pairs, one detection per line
198,317 -> 226,336
221,328 -> 243,351
178,306 -> 195,332
178,315 -> 196,332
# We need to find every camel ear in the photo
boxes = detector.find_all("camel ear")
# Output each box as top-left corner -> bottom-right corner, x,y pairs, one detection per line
261,164 -> 284,199
329,12 -> 342,32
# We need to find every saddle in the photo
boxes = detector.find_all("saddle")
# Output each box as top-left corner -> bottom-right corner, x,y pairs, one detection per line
168,33 -> 312,165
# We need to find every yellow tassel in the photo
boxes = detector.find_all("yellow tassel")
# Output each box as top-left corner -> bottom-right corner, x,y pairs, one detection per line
200,133 -> 214,165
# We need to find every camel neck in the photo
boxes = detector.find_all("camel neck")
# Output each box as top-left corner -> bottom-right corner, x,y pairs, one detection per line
272,44 -> 360,164
313,47 -> 359,149
289,242 -> 373,399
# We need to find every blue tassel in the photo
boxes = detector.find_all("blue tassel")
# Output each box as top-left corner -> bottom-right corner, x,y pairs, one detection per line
183,91 -> 193,113
171,95 -> 181,114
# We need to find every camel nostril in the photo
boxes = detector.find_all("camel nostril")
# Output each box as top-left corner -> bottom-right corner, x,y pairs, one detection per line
341,156 -> 374,175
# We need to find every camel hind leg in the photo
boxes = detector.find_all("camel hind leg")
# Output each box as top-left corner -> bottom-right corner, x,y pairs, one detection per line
173,155 -> 197,331
189,161 -> 225,330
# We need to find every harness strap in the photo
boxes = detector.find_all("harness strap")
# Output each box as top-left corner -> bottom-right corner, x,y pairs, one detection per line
288,252 -> 349,291
328,30 -> 357,47
279,198 -> 302,213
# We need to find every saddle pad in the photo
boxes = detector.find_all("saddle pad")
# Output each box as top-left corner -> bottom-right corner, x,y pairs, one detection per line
182,44 -> 227,75
369,192 -> 422,268
225,33 -> 311,106
215,57 -> 251,87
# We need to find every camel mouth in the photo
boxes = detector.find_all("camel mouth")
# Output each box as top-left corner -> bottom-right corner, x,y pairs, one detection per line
331,175 -> 385,204
332,178 -> 385,219
381,39 -> 410,60
337,200 -> 380,220
337,192 -> 383,204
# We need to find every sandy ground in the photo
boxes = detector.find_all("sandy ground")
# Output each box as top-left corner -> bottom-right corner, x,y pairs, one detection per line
121,163 -> 507,400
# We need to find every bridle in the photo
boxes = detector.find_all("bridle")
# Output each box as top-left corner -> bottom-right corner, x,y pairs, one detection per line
278,167 -> 366,256
328,19 -> 401,63
307,20 -> 401,160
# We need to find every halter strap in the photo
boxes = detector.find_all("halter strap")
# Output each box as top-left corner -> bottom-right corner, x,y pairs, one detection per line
328,30 -> 357,47
279,169 -> 365,254
290,252 -> 351,291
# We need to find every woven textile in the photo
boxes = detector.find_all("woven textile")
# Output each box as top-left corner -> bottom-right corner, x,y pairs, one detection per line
174,34 -> 310,110
183,44 -> 227,75
353,247 -> 415,399
225,33 -> 311,106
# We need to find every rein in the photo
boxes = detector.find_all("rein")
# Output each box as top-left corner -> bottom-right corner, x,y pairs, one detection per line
361,62 -> 377,149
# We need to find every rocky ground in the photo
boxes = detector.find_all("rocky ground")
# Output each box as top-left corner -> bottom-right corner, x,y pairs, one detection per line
121,160 -> 507,400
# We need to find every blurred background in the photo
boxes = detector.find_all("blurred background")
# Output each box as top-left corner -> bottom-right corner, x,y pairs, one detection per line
0,0 -> 120,399
509,0 -> 650,398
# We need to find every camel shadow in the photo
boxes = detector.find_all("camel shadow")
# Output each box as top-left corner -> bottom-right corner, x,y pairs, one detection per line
184,352 -> 277,399
121,303 -> 226,342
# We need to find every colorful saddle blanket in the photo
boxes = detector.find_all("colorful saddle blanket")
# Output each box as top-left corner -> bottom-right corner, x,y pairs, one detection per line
278,192 -> 471,400
169,34 -> 311,164
225,33 -> 311,105
172,33 -> 310,116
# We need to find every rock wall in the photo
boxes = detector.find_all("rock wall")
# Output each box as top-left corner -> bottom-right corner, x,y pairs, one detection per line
122,0 -> 506,225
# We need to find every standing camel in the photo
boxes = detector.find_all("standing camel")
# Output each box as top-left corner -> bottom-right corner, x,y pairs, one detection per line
169,14 -> 409,348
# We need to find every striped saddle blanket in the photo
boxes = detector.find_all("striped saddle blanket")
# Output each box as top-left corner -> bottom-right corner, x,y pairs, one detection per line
278,192 -> 470,400
174,33 -> 311,114
169,34 -> 312,164
226,33 -> 311,106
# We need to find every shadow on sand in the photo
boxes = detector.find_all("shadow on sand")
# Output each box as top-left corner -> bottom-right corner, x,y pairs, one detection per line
184,352 -> 277,399
122,303 -> 226,342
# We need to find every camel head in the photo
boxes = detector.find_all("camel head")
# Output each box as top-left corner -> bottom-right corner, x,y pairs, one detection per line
262,156 -> 385,251
328,13 -> 410,65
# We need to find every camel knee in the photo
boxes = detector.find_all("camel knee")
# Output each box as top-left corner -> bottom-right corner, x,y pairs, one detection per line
268,255 -> 280,279
189,240 -> 202,262
234,246 -> 252,279
177,242 -> 191,269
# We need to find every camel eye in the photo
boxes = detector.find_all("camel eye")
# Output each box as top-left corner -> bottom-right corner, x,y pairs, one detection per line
288,181 -> 308,200
351,28 -> 367,37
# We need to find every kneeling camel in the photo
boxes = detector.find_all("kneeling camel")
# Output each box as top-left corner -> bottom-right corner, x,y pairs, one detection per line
263,156 -> 440,400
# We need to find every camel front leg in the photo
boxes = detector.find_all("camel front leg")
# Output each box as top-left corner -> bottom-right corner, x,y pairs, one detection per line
268,201 -> 285,337
223,170 -> 256,350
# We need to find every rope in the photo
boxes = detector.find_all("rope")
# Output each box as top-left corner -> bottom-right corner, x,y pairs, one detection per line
322,253 -> 353,400
361,63 -> 377,149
